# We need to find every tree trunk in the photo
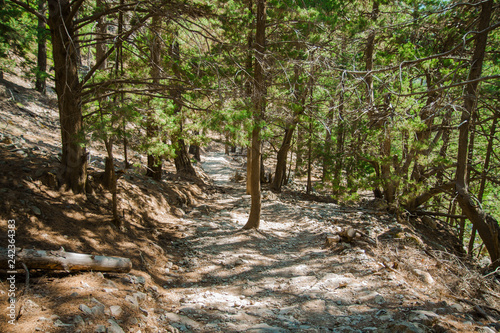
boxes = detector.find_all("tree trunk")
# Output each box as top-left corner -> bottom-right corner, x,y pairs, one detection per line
35,0 -> 47,94
146,15 -> 163,181
380,94 -> 395,204
104,139 -> 120,226
333,82 -> 345,191
306,118 -> 313,195
323,101 -> 334,183
271,127 -> 295,192
295,126 -> 305,177
245,0 -> 254,195
468,116 -> 497,256
170,36 -> 196,177
243,0 -> 266,230
246,147 -> 252,195
366,0 -> 380,198
455,0 -> 500,268
174,139 -> 197,176
47,0 -> 87,193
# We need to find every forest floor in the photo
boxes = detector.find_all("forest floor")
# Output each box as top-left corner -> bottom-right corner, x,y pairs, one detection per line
0,72 -> 500,333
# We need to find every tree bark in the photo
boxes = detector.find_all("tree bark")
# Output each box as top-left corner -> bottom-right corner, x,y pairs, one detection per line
306,118 -> 313,195
243,0 -> 266,230
146,15 -> 163,181
35,0 -> 47,94
170,36 -> 196,177
48,0 -> 87,193
455,0 -> 500,268
333,81 -> 345,191
0,248 -> 132,273
271,127 -> 295,192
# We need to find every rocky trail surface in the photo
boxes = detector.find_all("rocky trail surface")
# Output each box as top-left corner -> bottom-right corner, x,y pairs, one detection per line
145,152 -> 499,333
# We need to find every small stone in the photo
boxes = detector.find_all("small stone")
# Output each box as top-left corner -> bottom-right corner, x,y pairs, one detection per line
31,206 -> 42,216
73,315 -> 85,327
71,292 -> 79,297
171,207 -> 185,217
450,303 -> 464,312
124,275 -> 146,285
133,292 -> 147,302
412,269 -> 435,285
125,295 -> 139,308
95,325 -> 106,332
54,319 -> 73,327
91,304 -> 105,316
107,319 -> 125,333
79,304 -> 93,316
477,327 -> 496,333
110,305 -> 122,317
374,295 -> 386,304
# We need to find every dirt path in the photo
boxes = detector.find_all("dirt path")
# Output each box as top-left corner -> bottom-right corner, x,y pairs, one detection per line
157,152 -> 486,332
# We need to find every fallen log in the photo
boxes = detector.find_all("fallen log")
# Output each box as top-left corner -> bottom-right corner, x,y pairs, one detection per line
0,247 -> 132,273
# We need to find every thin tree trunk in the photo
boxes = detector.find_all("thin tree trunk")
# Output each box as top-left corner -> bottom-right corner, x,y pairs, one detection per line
170,36 -> 196,177
243,0 -> 266,230
104,139 -> 120,226
468,117 -> 497,255
333,82 -> 345,191
323,101 -> 334,182
295,126 -> 304,177
271,127 -> 295,192
306,118 -> 313,195
146,15 -> 163,180
455,0 -> 500,268
35,0 -> 47,94
245,0 -> 254,195
366,0 -> 380,198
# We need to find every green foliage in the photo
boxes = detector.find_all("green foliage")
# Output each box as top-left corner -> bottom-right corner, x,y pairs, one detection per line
0,1 -> 36,73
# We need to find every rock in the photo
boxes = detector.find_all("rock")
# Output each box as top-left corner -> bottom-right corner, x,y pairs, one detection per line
73,315 -> 85,328
79,304 -> 93,316
30,206 -> 42,216
95,325 -> 106,333
449,303 -> 464,312
125,295 -> 139,308
409,310 -> 438,325
107,319 -> 125,333
53,319 -> 73,327
123,275 -> 146,285
386,321 -> 427,333
133,292 -> 147,302
412,269 -> 435,285
109,305 -> 122,317
246,323 -> 287,332
103,288 -> 117,293
91,304 -> 105,317
374,294 -> 386,305
171,207 -> 185,217
188,209 -> 202,218
477,327 -> 496,333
